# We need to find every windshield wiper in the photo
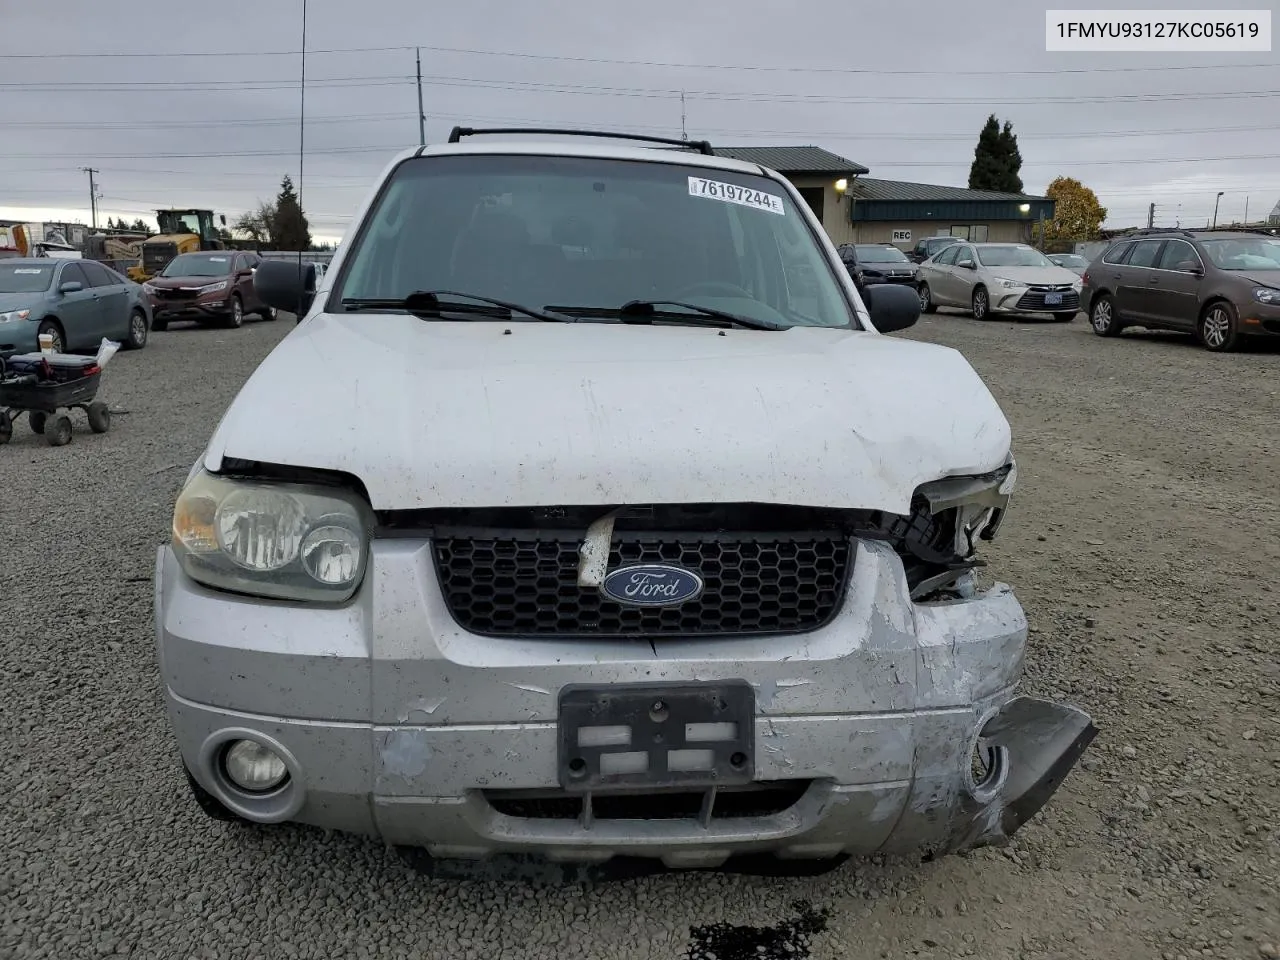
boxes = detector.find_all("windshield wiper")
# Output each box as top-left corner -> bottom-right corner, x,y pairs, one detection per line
546,299 -> 784,330
341,290 -> 576,323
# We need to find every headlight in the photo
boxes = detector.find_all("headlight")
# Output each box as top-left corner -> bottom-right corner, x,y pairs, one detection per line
1254,287 -> 1280,305
142,282 -> 156,294
0,309 -> 31,324
172,468 -> 371,602
993,277 -> 1026,289
199,280 -> 229,294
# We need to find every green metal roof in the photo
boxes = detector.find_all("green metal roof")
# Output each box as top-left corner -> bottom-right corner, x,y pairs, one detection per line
847,177 -> 1048,203
713,146 -> 869,176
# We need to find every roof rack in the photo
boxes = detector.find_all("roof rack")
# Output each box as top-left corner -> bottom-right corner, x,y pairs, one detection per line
446,126 -> 715,156
1116,228 -> 1199,240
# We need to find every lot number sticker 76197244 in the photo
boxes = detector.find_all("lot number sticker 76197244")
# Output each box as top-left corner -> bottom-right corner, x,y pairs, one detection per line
688,177 -> 786,216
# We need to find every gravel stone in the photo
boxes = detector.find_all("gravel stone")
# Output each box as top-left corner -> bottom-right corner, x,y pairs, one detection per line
2,315 -> 1278,958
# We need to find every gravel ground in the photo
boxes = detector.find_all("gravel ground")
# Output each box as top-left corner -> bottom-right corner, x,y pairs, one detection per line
1,311 -> 1277,960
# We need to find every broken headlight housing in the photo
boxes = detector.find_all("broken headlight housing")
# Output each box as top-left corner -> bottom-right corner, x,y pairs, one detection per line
171,468 -> 373,602
875,459 -> 1016,600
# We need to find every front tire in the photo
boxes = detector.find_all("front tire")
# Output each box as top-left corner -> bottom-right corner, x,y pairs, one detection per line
1089,294 -> 1120,337
125,309 -> 149,349
259,305 -> 276,321
918,283 -> 937,314
37,319 -> 65,353
46,412 -> 73,447
971,286 -> 989,320
225,295 -> 245,329
1198,301 -> 1240,352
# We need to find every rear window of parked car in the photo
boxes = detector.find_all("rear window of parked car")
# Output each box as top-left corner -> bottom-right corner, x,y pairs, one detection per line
1101,241 -> 1133,264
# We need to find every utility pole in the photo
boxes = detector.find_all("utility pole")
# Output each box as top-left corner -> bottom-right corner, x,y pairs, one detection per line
1212,191 -> 1224,229
680,91 -> 688,141
82,167 -> 99,229
416,47 -> 425,146
1147,202 -> 1155,228
1244,196 -> 1249,225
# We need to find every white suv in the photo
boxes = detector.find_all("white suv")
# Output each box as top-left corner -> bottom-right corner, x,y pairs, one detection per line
155,128 -> 1095,881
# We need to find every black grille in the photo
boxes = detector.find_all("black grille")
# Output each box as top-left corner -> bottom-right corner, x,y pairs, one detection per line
143,243 -> 177,273
154,287 -> 198,301
1016,284 -> 1079,311
432,530 -> 851,638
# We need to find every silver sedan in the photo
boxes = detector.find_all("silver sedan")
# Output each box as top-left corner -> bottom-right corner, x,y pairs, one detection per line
917,242 -> 1084,321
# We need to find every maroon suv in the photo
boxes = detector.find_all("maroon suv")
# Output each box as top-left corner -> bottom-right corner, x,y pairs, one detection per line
144,251 -> 275,330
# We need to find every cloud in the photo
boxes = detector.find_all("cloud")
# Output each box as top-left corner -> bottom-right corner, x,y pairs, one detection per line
3,0 -> 1278,240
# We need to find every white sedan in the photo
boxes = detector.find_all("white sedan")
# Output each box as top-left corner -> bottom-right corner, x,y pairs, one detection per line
917,242 -> 1083,321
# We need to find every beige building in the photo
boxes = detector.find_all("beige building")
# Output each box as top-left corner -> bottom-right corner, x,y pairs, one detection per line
716,146 -> 1055,252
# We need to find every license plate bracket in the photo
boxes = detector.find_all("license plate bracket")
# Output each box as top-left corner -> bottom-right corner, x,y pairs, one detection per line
1044,292 -> 1063,305
557,681 -> 755,791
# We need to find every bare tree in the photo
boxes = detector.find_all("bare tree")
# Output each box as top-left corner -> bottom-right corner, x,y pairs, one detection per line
234,200 -> 278,244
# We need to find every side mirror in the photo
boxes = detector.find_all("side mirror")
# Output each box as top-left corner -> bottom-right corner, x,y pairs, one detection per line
58,281 -> 83,294
863,281 -> 920,334
958,258 -> 976,269
252,259 -> 317,317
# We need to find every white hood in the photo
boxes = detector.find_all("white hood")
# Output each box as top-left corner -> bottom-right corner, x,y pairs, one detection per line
203,314 -> 1012,514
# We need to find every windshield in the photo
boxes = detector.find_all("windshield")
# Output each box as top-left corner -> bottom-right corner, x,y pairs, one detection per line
854,245 -> 909,263
0,263 -> 55,293
975,245 -> 1054,268
1199,237 -> 1280,271
334,154 -> 856,328
161,253 -> 232,277
1053,254 -> 1087,267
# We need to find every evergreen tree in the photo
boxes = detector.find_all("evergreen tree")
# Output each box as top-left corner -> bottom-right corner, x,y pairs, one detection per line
968,115 -> 1024,193
271,175 -> 312,251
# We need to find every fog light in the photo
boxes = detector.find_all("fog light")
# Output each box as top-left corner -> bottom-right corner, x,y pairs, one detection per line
223,739 -> 288,792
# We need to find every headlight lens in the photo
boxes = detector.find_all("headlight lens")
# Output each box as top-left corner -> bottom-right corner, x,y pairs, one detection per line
199,280 -> 229,294
173,469 -> 371,601
994,277 -> 1026,289
1254,287 -> 1280,304
0,309 -> 31,323
142,282 -> 156,294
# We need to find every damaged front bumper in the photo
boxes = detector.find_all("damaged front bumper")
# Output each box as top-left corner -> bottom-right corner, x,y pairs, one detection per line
155,536 -> 1096,876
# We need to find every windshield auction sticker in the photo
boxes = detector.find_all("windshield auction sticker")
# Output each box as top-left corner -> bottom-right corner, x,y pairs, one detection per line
688,177 -> 785,215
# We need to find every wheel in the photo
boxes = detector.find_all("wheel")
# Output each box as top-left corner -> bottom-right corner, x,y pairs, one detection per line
971,286 -> 989,320
46,412 -> 73,446
29,411 -> 47,434
183,768 -> 243,823
1089,294 -> 1120,337
0,411 -> 11,445
1198,301 -> 1240,352
152,316 -> 169,332
87,401 -> 111,433
225,295 -> 245,329
124,309 -> 149,349
1052,312 -> 1077,322
37,319 -> 65,353
917,283 -> 937,314
259,304 -> 277,321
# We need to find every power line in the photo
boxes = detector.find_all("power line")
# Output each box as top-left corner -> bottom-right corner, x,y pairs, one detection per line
3,71 -> 1279,106
0,41 -> 1275,78
4,112 -> 1278,148
7,144 -> 1280,166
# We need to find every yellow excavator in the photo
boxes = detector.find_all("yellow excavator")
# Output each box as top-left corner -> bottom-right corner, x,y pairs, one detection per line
127,209 -> 229,282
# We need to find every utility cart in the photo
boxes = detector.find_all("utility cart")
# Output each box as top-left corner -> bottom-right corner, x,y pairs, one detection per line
0,352 -> 110,447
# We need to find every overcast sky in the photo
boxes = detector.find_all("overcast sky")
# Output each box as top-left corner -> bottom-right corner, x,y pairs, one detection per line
2,0 -> 1277,244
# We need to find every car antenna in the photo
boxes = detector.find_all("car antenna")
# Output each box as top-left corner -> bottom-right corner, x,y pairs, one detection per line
294,0 -> 308,314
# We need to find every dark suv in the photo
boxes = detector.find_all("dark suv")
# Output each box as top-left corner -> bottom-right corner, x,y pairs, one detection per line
1082,230 -> 1280,352
836,243 -> 920,290
143,251 -> 275,331
908,236 -> 961,264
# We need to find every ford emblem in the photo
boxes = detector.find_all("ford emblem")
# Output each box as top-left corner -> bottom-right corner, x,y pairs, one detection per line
600,563 -> 704,607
